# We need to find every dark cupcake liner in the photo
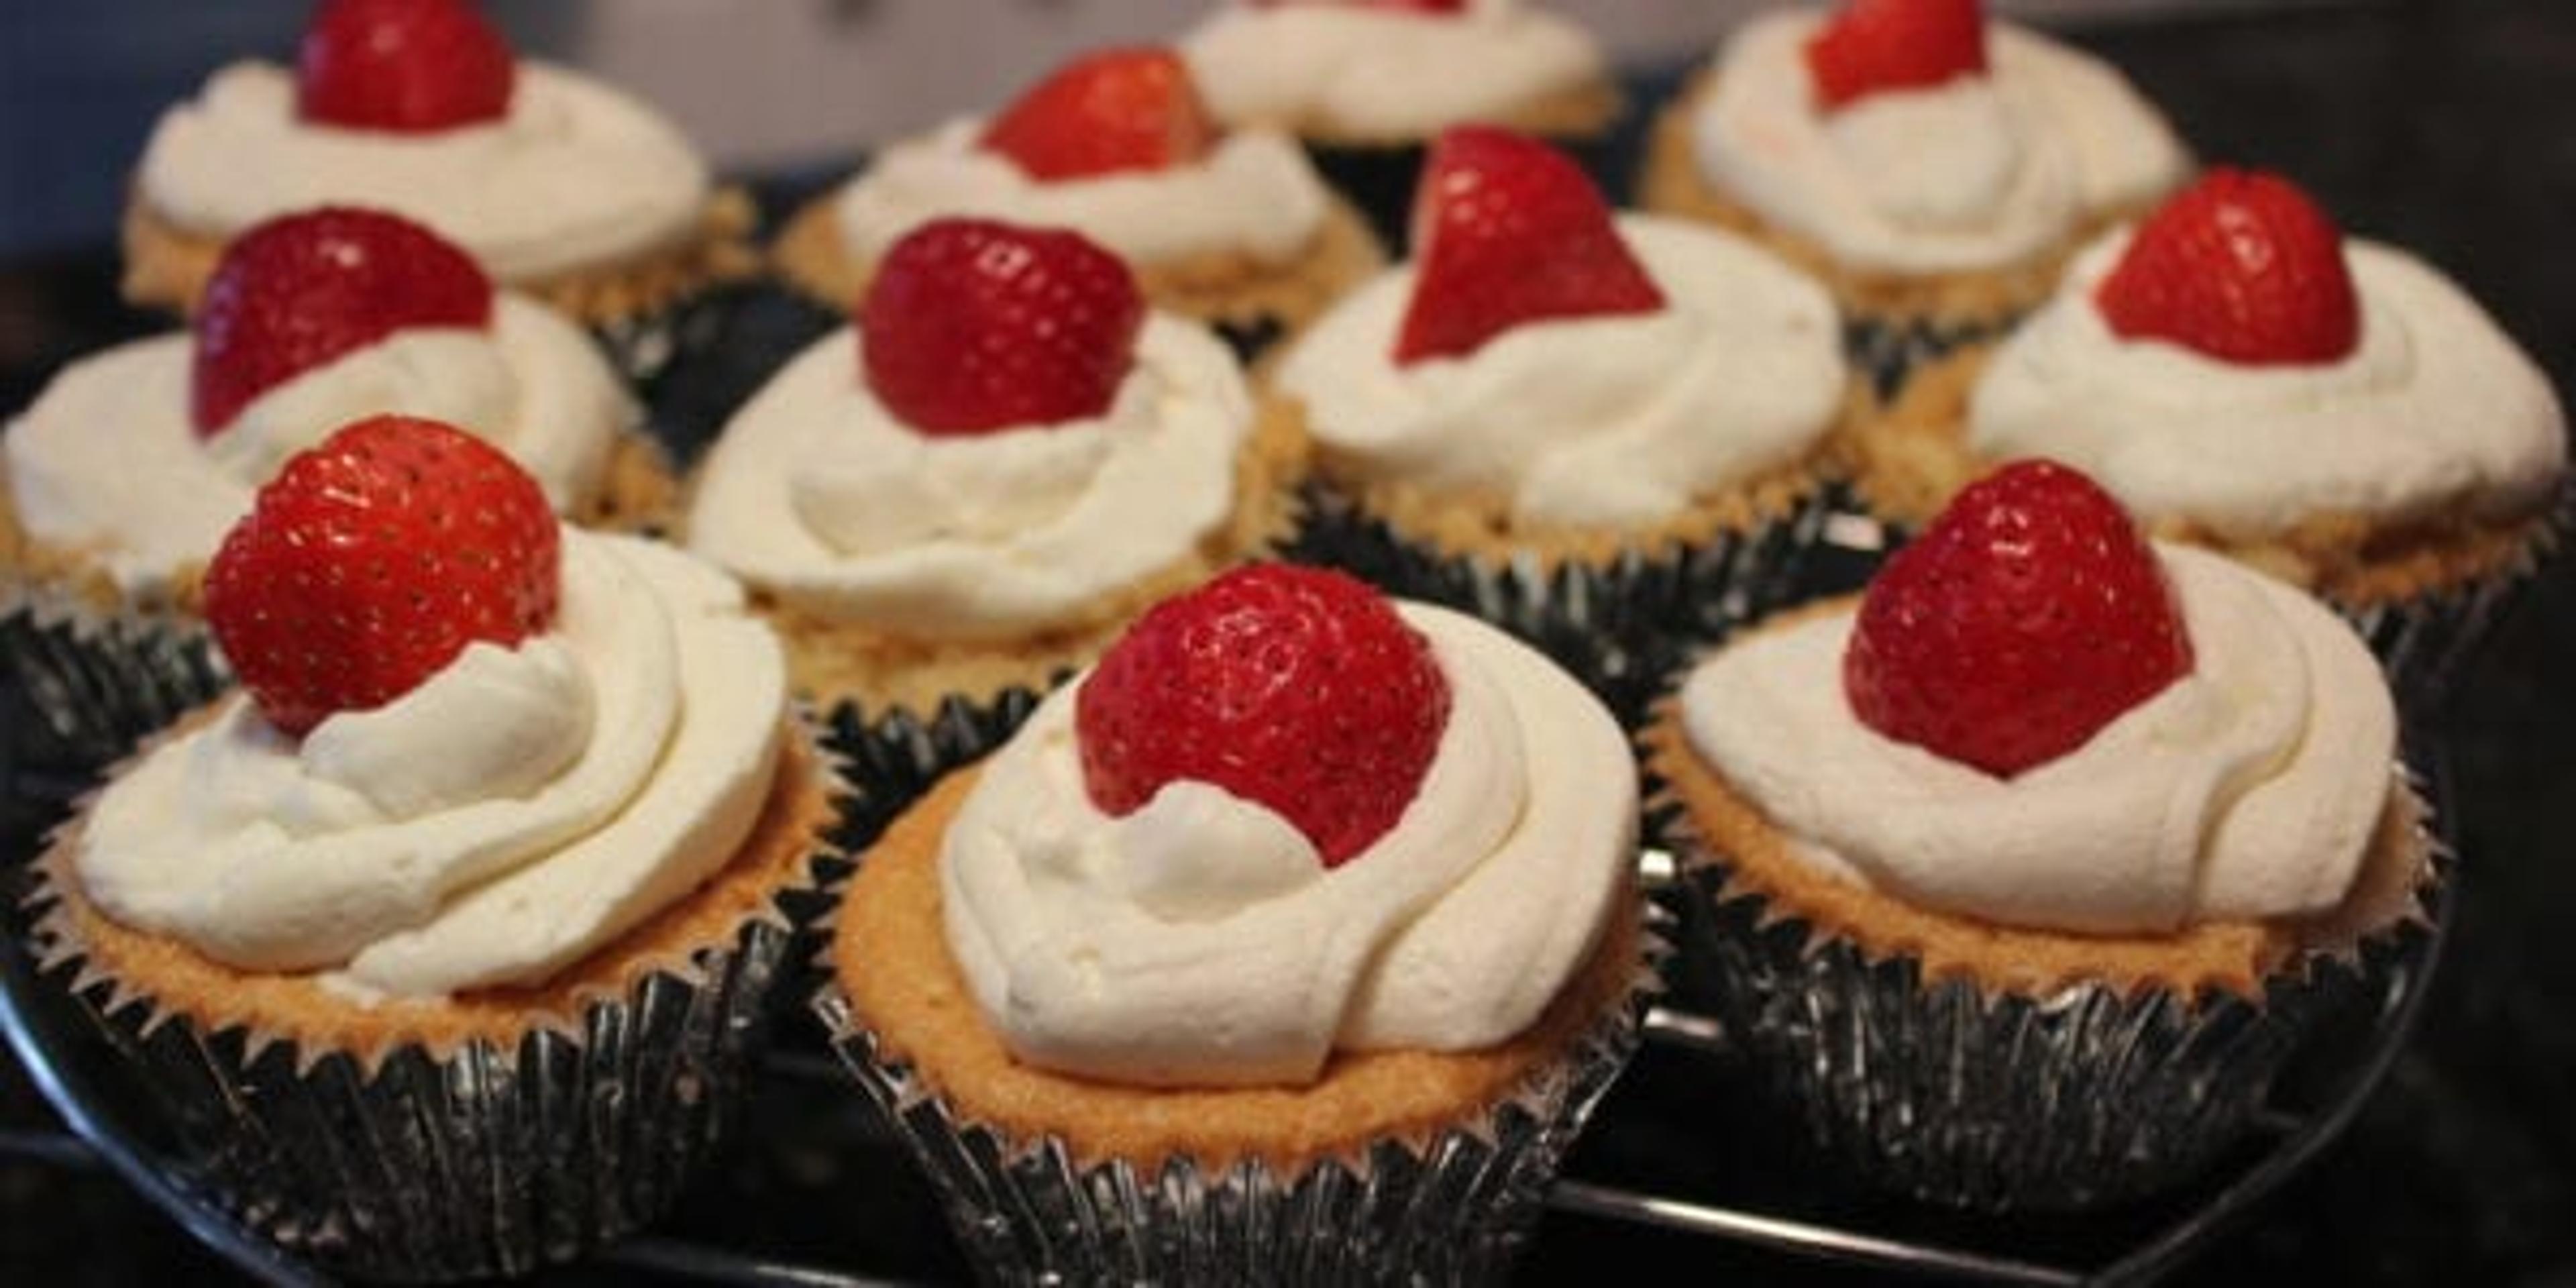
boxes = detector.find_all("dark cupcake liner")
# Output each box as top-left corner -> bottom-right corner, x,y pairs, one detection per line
819,686 -> 1055,854
0,588 -> 227,773
19,719 -> 841,1279
812,914 -> 1660,1286
1845,314 -> 2018,407
1293,484 -> 1836,726
586,279 -> 761,394
1658,767 -> 2443,1212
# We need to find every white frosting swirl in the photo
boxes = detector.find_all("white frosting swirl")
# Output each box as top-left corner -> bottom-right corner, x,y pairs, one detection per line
1182,0 -> 1608,138
1970,233 -> 2568,537
74,533 -> 790,998
686,315 -> 1252,642
941,603 -> 1635,1087
1688,13 -> 2189,274
1279,215 -> 1844,529
835,122 -> 1330,268
138,61 -> 710,280
3,297 -> 633,599
1680,546 -> 2393,934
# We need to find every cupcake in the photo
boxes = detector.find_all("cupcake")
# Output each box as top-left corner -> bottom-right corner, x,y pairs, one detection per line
814,564 -> 1653,1282
1850,168 -> 2569,697
3,207 -> 665,763
24,417 -> 835,1277
1181,0 -> 1623,246
1644,461 -> 2435,1209
121,0 -> 757,355
1640,0 -> 2190,333
690,218 -> 1305,771
1274,126 -> 1854,718
773,46 -> 1383,353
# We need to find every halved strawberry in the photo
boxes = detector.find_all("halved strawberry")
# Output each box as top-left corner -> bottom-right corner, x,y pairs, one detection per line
205,415 -> 560,738
1077,564 -> 1451,867
298,0 -> 517,132
1393,125 -> 1664,365
2094,167 -> 2361,366
859,217 -> 1145,435
192,207 -> 494,437
1805,0 -> 1989,112
1843,460 -> 2193,777
979,46 -> 1217,182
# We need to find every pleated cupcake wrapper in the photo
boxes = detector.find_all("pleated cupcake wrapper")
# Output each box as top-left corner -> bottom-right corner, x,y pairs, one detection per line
1293,484 -> 1837,726
2345,482 -> 2573,713
1654,769 -> 2443,1213
810,927 -> 1662,1287
0,580 -> 227,772
588,280 -> 759,394
17,719 -> 845,1281
1844,315 -> 2016,407
820,684 -> 1055,852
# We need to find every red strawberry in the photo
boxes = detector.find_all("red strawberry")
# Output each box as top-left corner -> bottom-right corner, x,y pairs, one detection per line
193,207 -> 494,436
1843,460 -> 2192,778
205,415 -> 559,738
1805,0 -> 1989,111
979,46 -> 1216,182
2094,167 -> 2360,366
1393,126 -> 1664,365
298,0 -> 517,132
1077,564 -> 1451,867
859,218 -> 1145,435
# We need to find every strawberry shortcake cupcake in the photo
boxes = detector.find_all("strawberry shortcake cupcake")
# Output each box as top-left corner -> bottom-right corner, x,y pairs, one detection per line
28,417 -> 835,1277
1646,461 -> 2436,1208
1641,0 -> 2190,329
690,218 -> 1305,762
816,563 -> 1653,1283
1273,126 -> 1856,715
1853,168 -> 2569,696
123,0 -> 757,342
774,46 -> 1382,348
3,207 -> 662,761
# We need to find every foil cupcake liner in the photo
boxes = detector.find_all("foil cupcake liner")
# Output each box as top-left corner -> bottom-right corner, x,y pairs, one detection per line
18,723 -> 841,1280
1656,774 -> 2442,1212
0,585 -> 227,771
2347,483 -> 2573,713
812,924 -> 1660,1287
1293,484 -> 1836,726
821,685 -> 1054,850
1845,315 -> 2014,408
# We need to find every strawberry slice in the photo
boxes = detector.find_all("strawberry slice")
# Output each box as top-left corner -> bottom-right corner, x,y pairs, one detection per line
1393,125 -> 1664,365
205,415 -> 561,738
2094,167 -> 2361,366
859,217 -> 1146,435
1077,564 -> 1451,867
192,207 -> 494,437
1843,460 -> 2193,777
979,46 -> 1217,182
1805,0 -> 1990,112
298,0 -> 517,132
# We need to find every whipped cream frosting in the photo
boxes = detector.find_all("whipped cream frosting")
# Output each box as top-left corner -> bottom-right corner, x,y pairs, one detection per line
1971,233 -> 2568,538
942,603 -> 1635,1087
686,315 -> 1252,642
835,121 -> 1329,268
74,532 -> 789,998
1681,545 -> 2394,935
138,61 -> 710,281
1279,215 -> 1844,530
5,297 -> 632,600
1183,0 -> 1607,138
1688,12 -> 2190,275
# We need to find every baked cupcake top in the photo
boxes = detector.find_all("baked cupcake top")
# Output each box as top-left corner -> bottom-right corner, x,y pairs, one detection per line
72,418 -> 788,999
1181,0 -> 1609,140
940,564 -> 1635,1086
1281,127 -> 1845,532
1679,461 -> 2394,935
688,219 -> 1256,642
833,46 -> 1333,272
1970,169 -> 2567,539
1685,0 -> 2189,276
135,0 -> 710,282
6,209 -> 631,600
